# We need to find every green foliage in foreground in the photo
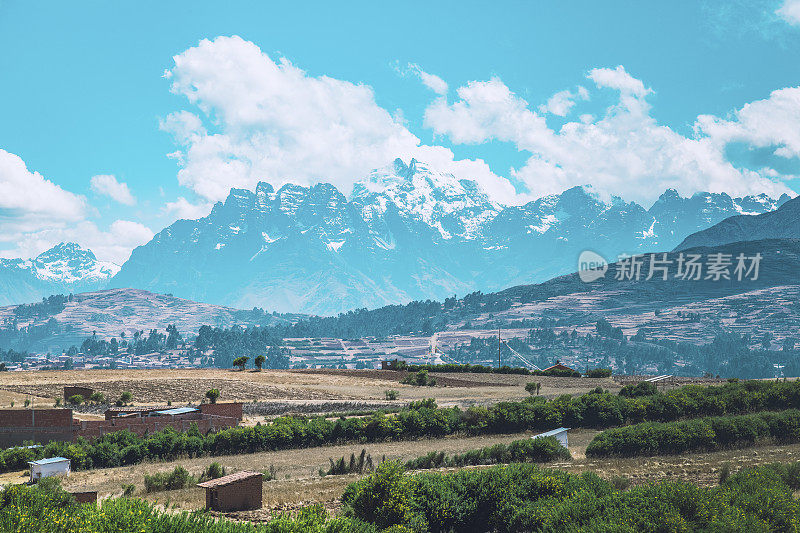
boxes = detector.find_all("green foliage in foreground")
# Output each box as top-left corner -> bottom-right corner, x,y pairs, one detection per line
404,436 -> 570,470
586,408 -> 800,457
8,462 -> 800,532
6,379 -> 800,475
342,461 -> 800,532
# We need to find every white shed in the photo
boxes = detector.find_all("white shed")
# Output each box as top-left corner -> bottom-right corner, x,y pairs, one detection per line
29,457 -> 70,482
531,427 -> 570,449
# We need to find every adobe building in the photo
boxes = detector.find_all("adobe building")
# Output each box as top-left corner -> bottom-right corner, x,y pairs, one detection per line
0,409 -> 75,448
64,386 -> 94,403
197,471 -> 263,511
200,402 -> 243,421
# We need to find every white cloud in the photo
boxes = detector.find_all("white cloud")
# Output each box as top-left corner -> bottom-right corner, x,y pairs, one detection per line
0,149 -> 152,263
777,0 -> 800,25
163,196 -> 214,221
90,174 -> 136,205
695,86 -> 800,158
406,63 -> 448,95
0,148 -> 86,229
423,67 -> 793,204
162,36 -> 517,204
588,65 -> 651,98
539,86 -> 589,116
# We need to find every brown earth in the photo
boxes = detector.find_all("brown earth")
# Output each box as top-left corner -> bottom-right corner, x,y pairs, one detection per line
0,368 -> 621,408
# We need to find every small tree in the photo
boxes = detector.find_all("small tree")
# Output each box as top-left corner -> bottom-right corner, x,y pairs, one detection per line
67,394 -> 83,405
232,356 -> 249,371
385,389 -> 398,400
89,392 -> 106,404
254,355 -> 266,371
205,388 -> 220,404
119,391 -> 133,405
525,382 -> 542,396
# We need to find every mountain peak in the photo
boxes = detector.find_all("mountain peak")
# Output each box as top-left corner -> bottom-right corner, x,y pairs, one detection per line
36,242 -> 97,263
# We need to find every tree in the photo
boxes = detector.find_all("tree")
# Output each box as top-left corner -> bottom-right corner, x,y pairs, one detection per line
67,394 -> 83,405
119,391 -> 133,405
232,356 -> 249,371
205,388 -> 220,404
88,392 -> 106,404
254,355 -> 266,371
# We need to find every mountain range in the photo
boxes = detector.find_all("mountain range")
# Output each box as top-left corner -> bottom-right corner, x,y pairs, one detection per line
0,158 -> 793,314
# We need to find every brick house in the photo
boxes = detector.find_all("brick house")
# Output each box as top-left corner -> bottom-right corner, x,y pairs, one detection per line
197,471 -> 262,511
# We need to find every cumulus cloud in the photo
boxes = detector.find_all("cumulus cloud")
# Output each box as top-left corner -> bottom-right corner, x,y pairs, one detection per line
161,36 -> 517,204
777,0 -> 800,25
0,149 -> 152,263
90,174 -> 136,205
0,148 -> 86,229
696,86 -> 800,158
423,66 -> 793,204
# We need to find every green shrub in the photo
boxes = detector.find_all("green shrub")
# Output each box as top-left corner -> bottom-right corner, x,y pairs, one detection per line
143,466 -> 194,493
585,368 -> 613,378
202,461 -> 226,480
401,369 -> 436,386
205,388 -> 220,404
586,409 -> 800,457
619,381 -> 658,397
88,392 -> 106,403
384,389 -> 398,400
341,461 -> 416,529
67,394 -> 83,405
325,449 -> 375,476
405,436 -> 570,470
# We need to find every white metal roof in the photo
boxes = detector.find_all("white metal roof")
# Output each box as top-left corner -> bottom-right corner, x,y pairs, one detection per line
533,427 -> 570,437
29,457 -> 70,466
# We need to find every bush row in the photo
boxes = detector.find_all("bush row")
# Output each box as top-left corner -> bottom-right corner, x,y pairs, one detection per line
341,461 -> 800,532
586,408 -> 800,457
404,435 -> 570,470
5,379 -> 800,474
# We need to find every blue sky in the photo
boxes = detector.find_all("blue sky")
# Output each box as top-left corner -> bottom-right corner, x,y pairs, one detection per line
1,0 -> 800,262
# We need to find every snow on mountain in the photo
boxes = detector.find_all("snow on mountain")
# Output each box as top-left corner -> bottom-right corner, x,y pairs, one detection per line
0,243 -> 120,306
106,159 -> 789,315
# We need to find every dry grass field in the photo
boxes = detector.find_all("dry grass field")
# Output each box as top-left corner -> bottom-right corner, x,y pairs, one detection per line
0,368 -> 622,408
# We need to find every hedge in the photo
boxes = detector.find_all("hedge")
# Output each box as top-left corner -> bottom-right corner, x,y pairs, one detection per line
404,436 -> 570,470
586,409 -> 800,457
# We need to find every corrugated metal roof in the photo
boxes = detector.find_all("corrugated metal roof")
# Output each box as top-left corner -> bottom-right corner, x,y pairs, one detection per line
533,427 -> 570,438
29,457 -> 70,466
153,407 -> 198,416
197,471 -> 262,488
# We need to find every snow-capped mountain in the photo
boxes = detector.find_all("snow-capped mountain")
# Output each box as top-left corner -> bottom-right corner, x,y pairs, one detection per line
109,158 -> 791,315
0,243 -> 120,306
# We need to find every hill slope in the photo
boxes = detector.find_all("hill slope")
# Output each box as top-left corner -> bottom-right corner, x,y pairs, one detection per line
0,288 -> 296,354
676,195 -> 800,250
